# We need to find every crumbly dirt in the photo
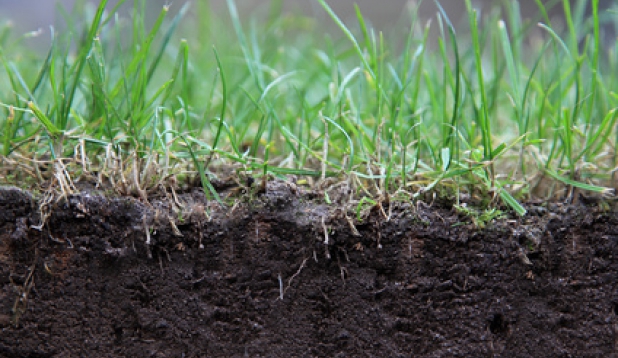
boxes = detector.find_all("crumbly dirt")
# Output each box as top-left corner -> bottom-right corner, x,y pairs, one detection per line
0,180 -> 617,357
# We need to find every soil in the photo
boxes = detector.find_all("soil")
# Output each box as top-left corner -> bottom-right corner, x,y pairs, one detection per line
0,180 -> 617,357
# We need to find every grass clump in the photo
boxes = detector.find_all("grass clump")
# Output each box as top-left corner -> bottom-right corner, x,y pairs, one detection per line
0,0 -> 616,214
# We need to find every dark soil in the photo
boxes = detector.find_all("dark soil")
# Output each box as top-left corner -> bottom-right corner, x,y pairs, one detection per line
1,181 -> 617,357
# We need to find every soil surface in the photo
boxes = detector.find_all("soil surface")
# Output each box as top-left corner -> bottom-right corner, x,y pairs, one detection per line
1,181 -> 617,357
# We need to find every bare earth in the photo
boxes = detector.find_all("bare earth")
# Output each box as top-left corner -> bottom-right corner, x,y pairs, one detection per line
1,181 -> 617,357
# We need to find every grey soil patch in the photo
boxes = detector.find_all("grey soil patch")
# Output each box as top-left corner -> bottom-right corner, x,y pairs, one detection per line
1,181 -> 617,357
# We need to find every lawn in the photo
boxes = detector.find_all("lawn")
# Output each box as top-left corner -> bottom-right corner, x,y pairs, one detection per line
0,0 -> 616,214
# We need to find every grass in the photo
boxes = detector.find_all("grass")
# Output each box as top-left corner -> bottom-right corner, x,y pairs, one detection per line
0,0 -> 616,215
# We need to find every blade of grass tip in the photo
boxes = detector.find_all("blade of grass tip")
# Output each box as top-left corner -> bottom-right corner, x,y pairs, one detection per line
506,1 -> 522,61
533,0 -> 549,26
61,0 -> 113,130
110,3 -> 168,103
134,0 -> 145,51
146,2 -> 189,82
267,0 -> 283,25
204,46 -> 227,170
86,38 -> 108,134
354,4 -> 373,70
316,0 -> 375,82
521,42 -> 550,133
159,39 -> 189,104
195,0 -> 212,38
537,24 -> 572,59
433,0 -> 461,158
198,69 -> 220,135
143,79 -> 174,111
98,0 -> 128,27
179,36 -> 190,99
372,31 -> 384,129
466,0 -> 492,167
335,67 -> 362,105
487,10 -> 503,118
25,31 -> 54,100
497,16 -> 531,181
131,5 -> 171,109
226,0 -> 261,89
562,0 -> 579,54
109,12 -> 131,118
402,21 -> 431,113
515,43 -> 549,179
258,71 -> 298,103
0,23 -> 10,45
379,30 -> 393,152
398,5 -> 418,89
409,23 -> 430,177
498,21 -> 521,112
251,21 -> 268,89
583,0 -> 600,152
537,22 -> 581,177
53,3 -> 75,123
563,0 -> 583,179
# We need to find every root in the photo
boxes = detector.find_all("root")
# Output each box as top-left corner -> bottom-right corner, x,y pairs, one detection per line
321,217 -> 331,259
31,189 -> 55,231
337,250 -> 349,285
277,257 -> 309,301
11,251 -> 37,327
345,213 -> 361,237
143,215 -> 153,259
278,273 -> 284,301
285,258 -> 308,294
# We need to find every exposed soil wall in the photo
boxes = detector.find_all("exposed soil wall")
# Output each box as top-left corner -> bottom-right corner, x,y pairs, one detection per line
1,182 -> 617,357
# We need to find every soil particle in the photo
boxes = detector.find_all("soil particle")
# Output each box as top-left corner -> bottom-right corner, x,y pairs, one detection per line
0,182 -> 617,357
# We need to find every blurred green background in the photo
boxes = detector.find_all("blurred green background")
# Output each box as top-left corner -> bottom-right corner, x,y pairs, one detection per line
0,0 -> 615,42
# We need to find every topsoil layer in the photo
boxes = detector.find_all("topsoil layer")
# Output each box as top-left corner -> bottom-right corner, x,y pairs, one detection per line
0,181 -> 617,357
